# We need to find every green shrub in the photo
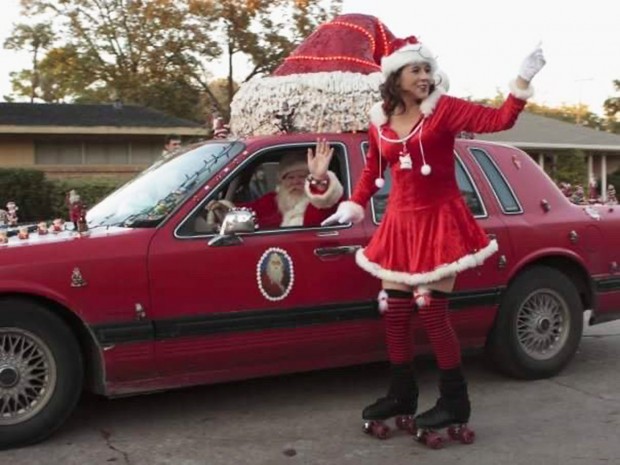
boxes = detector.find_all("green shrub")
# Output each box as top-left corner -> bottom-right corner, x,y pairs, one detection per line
0,168 -> 123,222
0,169 -> 56,221
49,178 -> 123,219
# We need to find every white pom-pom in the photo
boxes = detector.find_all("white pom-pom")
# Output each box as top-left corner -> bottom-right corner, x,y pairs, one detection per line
421,164 -> 431,176
377,290 -> 388,314
375,178 -> 385,188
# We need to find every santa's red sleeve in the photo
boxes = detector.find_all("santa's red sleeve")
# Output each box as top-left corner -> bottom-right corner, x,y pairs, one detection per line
350,125 -> 383,208
439,81 -> 530,135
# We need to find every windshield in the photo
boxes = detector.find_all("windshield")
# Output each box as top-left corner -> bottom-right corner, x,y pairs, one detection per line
88,140 -> 244,227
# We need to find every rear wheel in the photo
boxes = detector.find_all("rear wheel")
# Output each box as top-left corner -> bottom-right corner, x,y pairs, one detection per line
0,298 -> 83,449
487,266 -> 583,379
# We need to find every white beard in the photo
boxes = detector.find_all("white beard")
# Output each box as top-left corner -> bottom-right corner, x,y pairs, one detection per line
266,258 -> 284,290
276,188 -> 309,227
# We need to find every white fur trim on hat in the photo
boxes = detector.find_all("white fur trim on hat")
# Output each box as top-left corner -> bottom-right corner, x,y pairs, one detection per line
355,239 -> 498,286
230,71 -> 383,136
509,79 -> 535,101
368,87 -> 445,127
304,171 -> 343,209
381,43 -> 437,77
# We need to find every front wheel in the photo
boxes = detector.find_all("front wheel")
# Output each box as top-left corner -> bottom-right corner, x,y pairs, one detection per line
0,298 -> 83,449
486,266 -> 583,379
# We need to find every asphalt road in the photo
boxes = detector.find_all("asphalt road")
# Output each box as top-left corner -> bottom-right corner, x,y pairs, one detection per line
2,319 -> 619,465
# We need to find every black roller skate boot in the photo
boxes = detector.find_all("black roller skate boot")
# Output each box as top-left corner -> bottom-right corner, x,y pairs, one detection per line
362,363 -> 418,439
412,367 -> 475,449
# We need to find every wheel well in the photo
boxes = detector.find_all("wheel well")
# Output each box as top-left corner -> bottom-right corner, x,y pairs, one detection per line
0,293 -> 105,395
508,256 -> 593,311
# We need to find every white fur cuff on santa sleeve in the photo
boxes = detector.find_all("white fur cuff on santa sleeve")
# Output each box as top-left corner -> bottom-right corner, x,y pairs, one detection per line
509,79 -> 535,101
305,171 -> 344,209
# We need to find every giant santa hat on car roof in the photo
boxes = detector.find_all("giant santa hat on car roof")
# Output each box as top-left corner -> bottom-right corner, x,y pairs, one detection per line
230,14 -> 398,136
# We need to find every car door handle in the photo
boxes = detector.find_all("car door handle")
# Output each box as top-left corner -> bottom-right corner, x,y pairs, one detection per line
314,245 -> 361,257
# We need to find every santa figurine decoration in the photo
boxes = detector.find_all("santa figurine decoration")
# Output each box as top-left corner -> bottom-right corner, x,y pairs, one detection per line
37,221 -> 49,235
212,115 -> 230,139
50,218 -> 65,233
6,201 -> 18,226
230,14 -> 396,136
66,190 -> 85,230
607,184 -> 618,205
17,226 -> 29,240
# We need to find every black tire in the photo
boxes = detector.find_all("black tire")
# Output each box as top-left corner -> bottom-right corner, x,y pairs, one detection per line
0,298 -> 83,449
486,266 -> 583,380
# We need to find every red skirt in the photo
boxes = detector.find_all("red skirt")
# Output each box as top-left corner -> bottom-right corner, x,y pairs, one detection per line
356,194 -> 497,286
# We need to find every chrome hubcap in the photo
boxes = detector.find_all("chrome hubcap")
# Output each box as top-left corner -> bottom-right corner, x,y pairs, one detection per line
516,289 -> 569,360
0,329 -> 57,425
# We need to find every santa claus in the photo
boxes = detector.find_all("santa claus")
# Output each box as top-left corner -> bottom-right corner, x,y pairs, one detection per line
259,251 -> 291,298
203,139 -> 343,230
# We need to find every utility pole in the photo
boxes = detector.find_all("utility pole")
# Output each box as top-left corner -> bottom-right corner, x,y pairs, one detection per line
574,77 -> 594,125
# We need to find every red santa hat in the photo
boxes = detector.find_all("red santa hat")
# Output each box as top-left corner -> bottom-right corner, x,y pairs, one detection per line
380,36 -> 437,77
230,14 -> 396,136
278,153 -> 308,180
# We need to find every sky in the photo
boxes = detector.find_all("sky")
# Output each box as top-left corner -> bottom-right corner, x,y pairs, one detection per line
0,0 -> 618,116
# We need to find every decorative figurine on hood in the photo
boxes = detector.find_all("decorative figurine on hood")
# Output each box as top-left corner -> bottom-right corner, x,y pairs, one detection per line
6,202 -> 18,226
37,222 -> 49,235
607,184 -> 618,205
17,226 -> 29,240
66,190 -> 85,230
51,218 -> 65,233
0,230 -> 8,245
0,209 -> 7,226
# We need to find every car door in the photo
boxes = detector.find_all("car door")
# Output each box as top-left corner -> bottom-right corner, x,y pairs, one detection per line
147,139 -> 382,379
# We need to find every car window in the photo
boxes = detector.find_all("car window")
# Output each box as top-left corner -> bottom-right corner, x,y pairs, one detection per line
177,143 -> 348,237
469,147 -> 522,214
363,143 -> 485,222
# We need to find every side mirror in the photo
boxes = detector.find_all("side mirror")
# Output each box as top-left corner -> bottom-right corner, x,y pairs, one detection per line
207,207 -> 258,247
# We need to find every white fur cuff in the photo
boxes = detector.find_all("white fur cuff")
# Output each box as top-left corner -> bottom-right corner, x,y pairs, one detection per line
305,171 -> 343,209
509,79 -> 535,100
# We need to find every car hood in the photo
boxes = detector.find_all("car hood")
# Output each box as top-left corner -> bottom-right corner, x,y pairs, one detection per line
0,226 -> 134,249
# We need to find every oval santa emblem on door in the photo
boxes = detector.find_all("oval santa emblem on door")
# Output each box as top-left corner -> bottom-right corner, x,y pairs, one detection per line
256,247 -> 295,301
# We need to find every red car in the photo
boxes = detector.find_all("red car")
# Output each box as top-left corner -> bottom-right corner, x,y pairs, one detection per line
1,132 -> 619,449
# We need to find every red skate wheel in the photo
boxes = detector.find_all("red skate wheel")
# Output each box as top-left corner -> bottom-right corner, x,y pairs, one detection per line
373,423 -> 391,439
425,432 -> 444,449
459,428 -> 475,444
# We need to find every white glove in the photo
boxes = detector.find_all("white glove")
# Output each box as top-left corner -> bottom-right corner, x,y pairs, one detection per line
518,44 -> 546,82
321,200 -> 365,226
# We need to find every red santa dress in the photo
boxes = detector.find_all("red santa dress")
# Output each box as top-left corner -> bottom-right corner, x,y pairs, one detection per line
351,83 -> 531,286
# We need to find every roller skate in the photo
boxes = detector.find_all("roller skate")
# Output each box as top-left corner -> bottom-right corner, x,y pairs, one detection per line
412,398 -> 475,449
362,363 -> 418,439
412,367 -> 475,449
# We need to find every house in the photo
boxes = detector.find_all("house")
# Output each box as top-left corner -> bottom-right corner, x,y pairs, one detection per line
476,112 -> 620,199
0,102 -> 208,179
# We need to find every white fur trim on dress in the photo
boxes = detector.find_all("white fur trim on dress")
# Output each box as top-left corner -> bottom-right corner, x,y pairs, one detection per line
508,79 -> 535,101
230,71 -> 384,137
304,171 -> 343,209
355,239 -> 499,286
369,87 -> 445,127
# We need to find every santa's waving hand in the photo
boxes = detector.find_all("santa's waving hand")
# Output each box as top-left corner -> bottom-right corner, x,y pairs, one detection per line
307,138 -> 335,188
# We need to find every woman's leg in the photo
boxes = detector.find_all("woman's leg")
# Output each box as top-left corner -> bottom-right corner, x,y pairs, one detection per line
362,281 -> 418,421
415,277 -> 471,428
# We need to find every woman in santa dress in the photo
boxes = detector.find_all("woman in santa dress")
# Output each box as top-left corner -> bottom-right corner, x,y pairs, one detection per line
324,37 -> 546,435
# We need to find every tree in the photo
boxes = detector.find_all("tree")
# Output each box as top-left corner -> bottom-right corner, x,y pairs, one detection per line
553,150 -> 588,187
3,22 -> 53,102
603,79 -> 620,133
7,0 -> 221,120
188,0 -> 342,119
7,0 -> 342,121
